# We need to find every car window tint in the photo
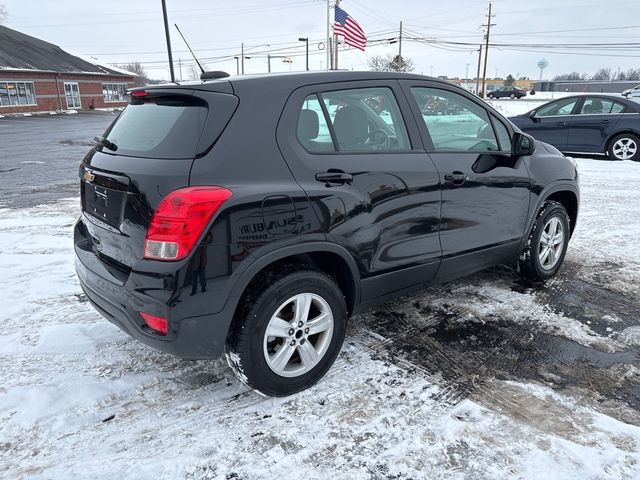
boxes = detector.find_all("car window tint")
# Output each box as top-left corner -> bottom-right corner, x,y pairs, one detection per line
319,87 -> 411,152
104,97 -> 208,159
492,117 -> 512,152
536,98 -> 578,117
297,94 -> 335,152
411,87 -> 499,152
579,98 -> 625,114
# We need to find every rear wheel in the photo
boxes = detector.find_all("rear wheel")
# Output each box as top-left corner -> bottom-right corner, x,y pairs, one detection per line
518,201 -> 570,281
225,265 -> 347,396
607,133 -> 640,161
487,93 -> 495,99
510,93 -> 516,99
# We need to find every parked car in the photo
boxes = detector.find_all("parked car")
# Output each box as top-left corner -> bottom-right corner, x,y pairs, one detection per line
622,84 -> 640,98
75,71 -> 579,396
487,86 -> 527,99
509,94 -> 640,161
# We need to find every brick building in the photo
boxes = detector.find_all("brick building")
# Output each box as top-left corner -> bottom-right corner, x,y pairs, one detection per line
0,25 -> 135,114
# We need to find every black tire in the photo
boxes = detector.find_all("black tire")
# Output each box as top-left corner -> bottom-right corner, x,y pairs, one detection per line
518,201 -> 570,281
225,264 -> 347,397
487,93 -> 495,99
510,93 -> 516,99
607,133 -> 640,161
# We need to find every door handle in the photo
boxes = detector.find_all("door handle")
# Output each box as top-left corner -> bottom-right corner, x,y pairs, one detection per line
556,121 -> 568,127
315,170 -> 353,185
600,119 -> 610,124
444,172 -> 467,186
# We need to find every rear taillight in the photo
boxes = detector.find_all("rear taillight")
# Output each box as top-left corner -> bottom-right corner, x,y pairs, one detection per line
131,90 -> 149,98
140,312 -> 167,336
144,186 -> 232,261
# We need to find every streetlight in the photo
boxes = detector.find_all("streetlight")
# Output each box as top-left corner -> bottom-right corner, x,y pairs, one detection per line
298,37 -> 309,71
234,55 -> 251,75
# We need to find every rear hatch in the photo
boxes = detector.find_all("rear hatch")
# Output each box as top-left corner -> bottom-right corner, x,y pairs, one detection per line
80,87 -> 238,273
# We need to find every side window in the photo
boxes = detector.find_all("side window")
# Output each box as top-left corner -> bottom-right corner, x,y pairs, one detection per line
492,117 -> 512,152
320,87 -> 411,152
536,98 -> 578,117
580,98 -> 615,114
297,94 -> 335,153
611,101 -> 626,114
411,87 -> 499,152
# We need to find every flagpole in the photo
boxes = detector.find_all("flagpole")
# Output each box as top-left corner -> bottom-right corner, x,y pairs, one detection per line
334,0 -> 340,70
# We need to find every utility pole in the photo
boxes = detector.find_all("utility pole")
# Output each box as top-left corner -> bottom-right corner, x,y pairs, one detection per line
234,56 -> 240,75
241,43 -> 245,75
267,54 -> 271,73
398,21 -> 403,59
161,0 -> 175,82
326,0 -> 331,71
480,1 -> 495,98
465,63 -> 470,82
475,45 -> 482,94
178,58 -> 182,81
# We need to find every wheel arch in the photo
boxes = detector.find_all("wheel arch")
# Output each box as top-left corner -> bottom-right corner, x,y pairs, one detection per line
604,130 -> 640,155
229,242 -> 361,317
525,182 -> 579,243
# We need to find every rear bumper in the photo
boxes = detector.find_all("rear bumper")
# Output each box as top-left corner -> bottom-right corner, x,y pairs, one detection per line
74,220 -> 235,360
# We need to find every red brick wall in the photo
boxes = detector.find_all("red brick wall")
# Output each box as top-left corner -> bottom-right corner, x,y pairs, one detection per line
0,71 -> 136,114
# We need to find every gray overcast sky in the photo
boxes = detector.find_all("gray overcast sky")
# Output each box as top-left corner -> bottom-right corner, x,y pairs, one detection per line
3,0 -> 640,80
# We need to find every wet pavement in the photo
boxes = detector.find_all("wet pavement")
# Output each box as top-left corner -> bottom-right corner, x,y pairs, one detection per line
0,112 -> 116,209
359,260 -> 640,426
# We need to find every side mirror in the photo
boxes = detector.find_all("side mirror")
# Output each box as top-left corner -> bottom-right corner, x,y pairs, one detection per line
512,132 -> 535,157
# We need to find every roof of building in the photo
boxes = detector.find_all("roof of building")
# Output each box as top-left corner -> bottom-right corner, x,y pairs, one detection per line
0,25 -> 132,77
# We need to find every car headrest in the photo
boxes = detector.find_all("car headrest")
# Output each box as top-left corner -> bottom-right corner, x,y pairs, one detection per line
297,109 -> 319,140
333,106 -> 369,147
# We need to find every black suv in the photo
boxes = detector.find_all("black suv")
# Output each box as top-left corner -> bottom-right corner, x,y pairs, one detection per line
75,71 -> 579,396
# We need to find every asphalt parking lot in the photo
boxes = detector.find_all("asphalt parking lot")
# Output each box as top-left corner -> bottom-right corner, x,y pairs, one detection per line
1,113 -> 639,478
0,112 -> 116,209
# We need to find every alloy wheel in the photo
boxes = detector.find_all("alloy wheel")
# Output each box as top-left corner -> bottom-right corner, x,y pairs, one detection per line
538,217 -> 564,270
263,293 -> 334,378
612,137 -> 638,160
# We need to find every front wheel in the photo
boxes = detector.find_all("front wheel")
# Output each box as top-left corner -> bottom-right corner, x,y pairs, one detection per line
510,93 -> 516,99
607,133 -> 640,161
518,201 -> 570,281
226,265 -> 347,396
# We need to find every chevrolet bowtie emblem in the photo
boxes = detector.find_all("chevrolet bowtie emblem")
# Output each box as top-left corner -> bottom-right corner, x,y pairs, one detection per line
83,171 -> 95,182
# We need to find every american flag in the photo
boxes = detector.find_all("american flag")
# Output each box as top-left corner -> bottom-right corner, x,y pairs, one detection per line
334,5 -> 367,51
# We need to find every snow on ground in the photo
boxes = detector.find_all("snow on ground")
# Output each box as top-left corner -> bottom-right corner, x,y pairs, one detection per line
1,159 -> 640,479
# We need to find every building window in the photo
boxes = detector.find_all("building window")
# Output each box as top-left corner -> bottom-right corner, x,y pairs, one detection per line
102,83 -> 128,102
0,81 -> 37,107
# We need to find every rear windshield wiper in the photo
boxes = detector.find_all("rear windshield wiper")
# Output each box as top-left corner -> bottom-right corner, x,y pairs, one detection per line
93,136 -> 118,152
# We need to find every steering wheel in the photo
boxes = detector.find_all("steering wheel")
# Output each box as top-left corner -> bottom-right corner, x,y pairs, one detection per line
365,129 -> 390,150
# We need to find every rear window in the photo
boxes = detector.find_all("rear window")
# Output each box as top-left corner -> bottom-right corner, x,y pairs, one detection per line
103,96 -> 208,159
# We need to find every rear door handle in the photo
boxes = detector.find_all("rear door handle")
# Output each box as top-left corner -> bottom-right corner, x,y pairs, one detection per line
600,119 -> 610,124
444,172 -> 467,186
315,170 -> 353,185
556,121 -> 568,127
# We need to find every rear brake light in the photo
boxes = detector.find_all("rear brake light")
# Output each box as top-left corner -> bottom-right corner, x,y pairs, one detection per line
140,312 -> 167,336
144,186 -> 232,261
131,90 -> 148,97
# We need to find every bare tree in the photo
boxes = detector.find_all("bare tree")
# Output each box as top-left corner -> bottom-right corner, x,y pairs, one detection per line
367,54 -> 415,73
367,55 -> 388,72
0,4 -> 8,25
591,68 -> 612,81
186,63 -> 202,80
552,72 -> 583,81
116,61 -> 149,86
